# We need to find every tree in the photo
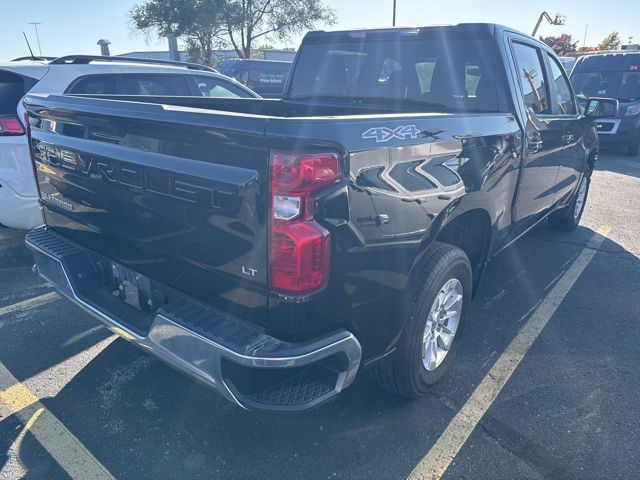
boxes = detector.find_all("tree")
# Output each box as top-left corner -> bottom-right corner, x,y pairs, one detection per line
224,0 -> 336,58
539,33 -> 578,55
130,0 -> 228,65
131,0 -> 336,63
597,32 -> 621,51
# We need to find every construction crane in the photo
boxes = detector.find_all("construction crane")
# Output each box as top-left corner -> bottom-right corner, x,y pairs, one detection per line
532,12 -> 566,37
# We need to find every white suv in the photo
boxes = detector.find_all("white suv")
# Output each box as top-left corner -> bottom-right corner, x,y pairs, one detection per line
0,55 -> 258,230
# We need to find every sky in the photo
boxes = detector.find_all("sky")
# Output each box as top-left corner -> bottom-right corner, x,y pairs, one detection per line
2,0 -> 638,61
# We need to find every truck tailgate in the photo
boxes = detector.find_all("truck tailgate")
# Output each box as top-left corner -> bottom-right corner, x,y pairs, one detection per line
24,94 -> 270,327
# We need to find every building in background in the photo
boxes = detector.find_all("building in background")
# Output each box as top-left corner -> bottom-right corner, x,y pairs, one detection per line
259,49 -> 296,61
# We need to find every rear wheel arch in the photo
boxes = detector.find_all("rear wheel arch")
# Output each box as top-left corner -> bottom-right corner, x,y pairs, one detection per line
370,241 -> 473,397
392,203 -> 493,320
372,197 -> 497,364
433,208 -> 493,283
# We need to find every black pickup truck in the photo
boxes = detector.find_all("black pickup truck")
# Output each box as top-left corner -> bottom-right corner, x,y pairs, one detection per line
23,24 -> 616,412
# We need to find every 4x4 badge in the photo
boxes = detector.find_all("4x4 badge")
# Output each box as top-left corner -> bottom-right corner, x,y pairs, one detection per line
362,125 -> 420,143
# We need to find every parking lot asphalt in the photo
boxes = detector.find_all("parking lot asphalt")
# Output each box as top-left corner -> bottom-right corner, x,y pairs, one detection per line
0,150 -> 639,480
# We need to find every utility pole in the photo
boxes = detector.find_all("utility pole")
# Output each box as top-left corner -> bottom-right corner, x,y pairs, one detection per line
392,0 -> 397,26
583,24 -> 589,49
167,34 -> 180,61
29,22 -> 42,56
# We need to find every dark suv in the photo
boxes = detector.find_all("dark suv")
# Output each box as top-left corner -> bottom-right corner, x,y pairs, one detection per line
571,52 -> 640,156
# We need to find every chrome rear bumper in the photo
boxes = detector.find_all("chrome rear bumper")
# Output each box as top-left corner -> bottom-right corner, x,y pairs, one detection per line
26,227 -> 361,412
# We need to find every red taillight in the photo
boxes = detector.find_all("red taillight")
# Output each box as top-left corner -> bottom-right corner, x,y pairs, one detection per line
269,151 -> 340,294
0,116 -> 25,136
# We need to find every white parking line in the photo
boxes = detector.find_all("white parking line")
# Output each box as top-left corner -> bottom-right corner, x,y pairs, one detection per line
0,292 -> 59,318
408,226 -> 611,480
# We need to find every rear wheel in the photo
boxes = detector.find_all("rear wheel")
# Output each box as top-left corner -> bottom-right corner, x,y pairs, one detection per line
370,242 -> 472,398
548,170 -> 591,231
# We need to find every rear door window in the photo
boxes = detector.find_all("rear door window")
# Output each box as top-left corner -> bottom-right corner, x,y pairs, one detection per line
120,74 -> 191,95
67,75 -> 116,94
512,42 -> 550,115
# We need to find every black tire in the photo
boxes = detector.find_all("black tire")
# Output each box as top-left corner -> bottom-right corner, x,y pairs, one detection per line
628,135 -> 640,157
370,242 -> 472,399
548,169 -> 592,231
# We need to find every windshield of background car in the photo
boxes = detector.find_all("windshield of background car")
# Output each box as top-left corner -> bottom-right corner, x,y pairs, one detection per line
571,54 -> 640,101
287,33 -> 503,112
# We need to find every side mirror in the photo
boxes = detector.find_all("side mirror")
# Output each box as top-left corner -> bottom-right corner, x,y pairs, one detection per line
584,97 -> 619,118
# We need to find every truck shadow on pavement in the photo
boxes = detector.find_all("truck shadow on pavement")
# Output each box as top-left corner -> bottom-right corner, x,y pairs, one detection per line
3,224 -> 640,480
596,151 -> 640,178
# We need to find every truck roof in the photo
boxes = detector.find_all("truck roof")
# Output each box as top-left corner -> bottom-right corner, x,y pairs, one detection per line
304,23 -> 529,40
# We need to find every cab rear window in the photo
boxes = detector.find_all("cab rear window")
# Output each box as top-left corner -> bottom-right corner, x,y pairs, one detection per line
288,34 -> 503,112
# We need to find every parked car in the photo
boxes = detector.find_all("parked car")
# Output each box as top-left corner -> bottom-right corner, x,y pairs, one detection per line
0,55 -> 258,230
558,56 -> 576,74
571,51 -> 640,156
23,24 -> 615,412
214,59 -> 291,98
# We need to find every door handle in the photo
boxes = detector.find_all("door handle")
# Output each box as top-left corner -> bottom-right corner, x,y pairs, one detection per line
527,139 -> 543,153
562,134 -> 575,144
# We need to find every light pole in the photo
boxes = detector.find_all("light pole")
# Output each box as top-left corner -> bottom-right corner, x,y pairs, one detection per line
29,22 -> 42,56
583,24 -> 589,49
392,0 -> 397,26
